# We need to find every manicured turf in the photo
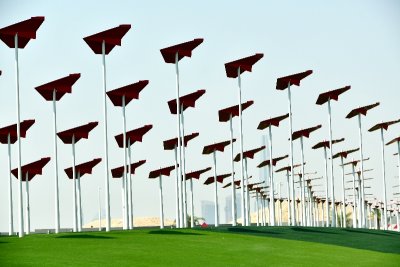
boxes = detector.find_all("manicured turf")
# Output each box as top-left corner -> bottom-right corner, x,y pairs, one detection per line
1,227 -> 399,266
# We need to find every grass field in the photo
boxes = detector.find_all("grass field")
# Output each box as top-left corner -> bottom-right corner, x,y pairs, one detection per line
1,226 -> 399,266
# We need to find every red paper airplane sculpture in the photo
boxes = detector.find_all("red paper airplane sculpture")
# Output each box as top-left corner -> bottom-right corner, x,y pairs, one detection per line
83,24 -> 131,55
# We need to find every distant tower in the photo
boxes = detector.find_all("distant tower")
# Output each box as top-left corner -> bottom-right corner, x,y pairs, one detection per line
201,201 -> 215,224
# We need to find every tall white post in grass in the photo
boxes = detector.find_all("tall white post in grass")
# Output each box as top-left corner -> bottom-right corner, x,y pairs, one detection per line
84,24 -> 131,232
346,102 -> 379,228
368,119 -> 399,230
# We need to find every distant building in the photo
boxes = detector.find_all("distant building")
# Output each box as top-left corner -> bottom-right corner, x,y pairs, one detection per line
201,201 -> 214,224
224,193 -> 242,224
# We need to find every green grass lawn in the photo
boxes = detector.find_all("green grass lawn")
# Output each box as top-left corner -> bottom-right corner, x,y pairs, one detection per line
1,227 -> 399,266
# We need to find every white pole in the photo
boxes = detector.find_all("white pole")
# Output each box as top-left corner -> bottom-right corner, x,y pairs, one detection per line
256,191 -> 259,226
72,135 -> 77,232
52,90 -> 60,234
357,173 -> 362,228
286,170 -> 291,225
15,33 -> 24,238
174,146 -> 180,228
159,174 -> 164,229
300,136 -> 306,226
7,134 -> 14,236
397,141 -> 400,196
128,140 -> 133,229
287,83 -> 296,226
260,195 -> 267,226
77,172 -> 82,232
237,67 -> 246,226
229,114 -> 237,226
175,52 -> 183,229
380,128 -> 388,230
316,199 -> 320,227
213,150 -> 219,227
122,95 -> 128,230
323,146 -> 329,227
98,187 -> 101,231
25,172 -> 30,234
328,99 -> 335,227
190,175 -> 194,228
279,183 -> 283,226
351,162 -> 357,228
256,191 -> 265,226
357,114 -> 366,228
368,204 -> 372,229
244,158 -> 250,225
101,40 -> 111,232
266,197 -> 270,226
181,105 -> 188,227
321,201 -> 325,227
268,126 -> 275,226
340,156 -> 346,228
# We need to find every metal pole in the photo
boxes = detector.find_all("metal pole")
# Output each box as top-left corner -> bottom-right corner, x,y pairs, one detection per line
357,114 -> 366,228
128,139 -> 133,229
237,67 -> 246,226
256,191 -> 259,226
261,195 -> 265,226
397,141 -> 400,195
268,126 -> 275,226
357,173 -> 362,228
159,174 -> 164,229
77,172 -> 82,232
286,170 -> 291,225
175,53 -> 183,228
316,199 -> 320,227
300,136 -> 306,226
327,99 -> 336,227
340,156 -> 346,228
380,128 -> 388,230
190,175 -> 194,228
213,150 -> 219,227
174,146 -> 180,228
101,40 -> 111,232
7,134 -> 14,236
122,95 -> 128,230
98,187 -> 101,231
15,33 -> 24,238
52,90 -> 60,234
266,197 -> 270,225
279,183 -> 283,226
267,164 -> 272,224
181,105 -> 188,227
323,147 -> 329,227
287,83 -> 296,226
229,114 -> 237,226
321,201 -> 325,227
244,158 -> 250,225
351,162 -> 357,228
72,135 -> 77,232
25,172 -> 30,235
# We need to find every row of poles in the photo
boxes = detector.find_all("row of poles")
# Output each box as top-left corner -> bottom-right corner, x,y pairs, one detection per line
0,17 -> 399,238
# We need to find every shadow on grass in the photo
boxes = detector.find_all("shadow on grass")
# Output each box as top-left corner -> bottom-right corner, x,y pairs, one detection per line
205,226 -> 400,254
56,234 -> 115,239
227,227 -> 281,235
291,227 -> 338,235
343,228 -> 397,237
148,230 -> 203,236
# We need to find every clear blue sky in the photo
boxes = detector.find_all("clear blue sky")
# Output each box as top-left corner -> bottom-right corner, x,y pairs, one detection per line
0,0 -> 399,231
